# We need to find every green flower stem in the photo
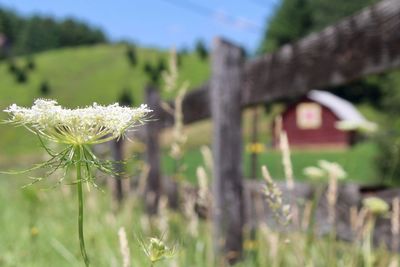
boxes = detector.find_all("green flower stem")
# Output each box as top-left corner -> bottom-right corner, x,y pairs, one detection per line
76,146 -> 90,267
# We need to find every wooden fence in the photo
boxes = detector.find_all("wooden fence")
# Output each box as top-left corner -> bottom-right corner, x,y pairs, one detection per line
141,0 -> 400,263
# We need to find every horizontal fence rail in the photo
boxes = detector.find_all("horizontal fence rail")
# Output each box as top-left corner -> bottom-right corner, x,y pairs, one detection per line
157,0 -> 400,127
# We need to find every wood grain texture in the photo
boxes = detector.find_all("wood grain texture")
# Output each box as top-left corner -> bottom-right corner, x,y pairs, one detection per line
210,38 -> 245,264
244,0 -> 400,105
145,86 -> 162,215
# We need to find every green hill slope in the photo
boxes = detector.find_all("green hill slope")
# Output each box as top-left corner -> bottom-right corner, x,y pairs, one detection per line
0,44 -> 210,157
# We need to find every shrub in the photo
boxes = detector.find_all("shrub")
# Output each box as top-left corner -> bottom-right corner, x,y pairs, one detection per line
118,88 -> 134,106
195,40 -> 208,61
126,46 -> 137,67
25,57 -> 36,71
39,80 -> 50,96
15,68 -> 27,83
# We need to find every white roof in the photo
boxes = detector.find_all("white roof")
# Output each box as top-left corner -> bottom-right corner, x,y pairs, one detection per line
307,90 -> 366,123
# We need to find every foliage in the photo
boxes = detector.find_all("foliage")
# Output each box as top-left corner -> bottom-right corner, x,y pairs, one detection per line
25,57 -> 35,71
143,57 -> 168,86
3,99 -> 150,266
259,0 -> 378,53
0,44 -> 210,156
118,88 -> 134,106
195,40 -> 208,61
15,67 -> 27,84
0,6 -> 107,58
0,172 -> 398,266
260,0 -> 313,53
39,81 -> 50,96
373,71 -> 400,184
327,78 -> 383,108
126,46 -> 137,67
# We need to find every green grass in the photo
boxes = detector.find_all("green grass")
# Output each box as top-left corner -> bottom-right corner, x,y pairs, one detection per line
0,44 -> 210,156
0,171 -> 397,267
162,141 -> 380,185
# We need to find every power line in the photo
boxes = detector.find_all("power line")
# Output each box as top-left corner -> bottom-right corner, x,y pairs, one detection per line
157,0 -> 263,33
249,0 -> 280,14
249,0 -> 270,9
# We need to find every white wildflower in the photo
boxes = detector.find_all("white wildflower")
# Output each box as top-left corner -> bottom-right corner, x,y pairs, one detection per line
303,166 -> 325,180
4,99 -> 151,145
3,99 -> 151,267
318,160 -> 347,179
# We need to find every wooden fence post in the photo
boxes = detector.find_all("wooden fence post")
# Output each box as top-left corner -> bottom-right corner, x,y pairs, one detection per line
211,38 -> 245,264
145,86 -> 162,215
110,138 -> 124,203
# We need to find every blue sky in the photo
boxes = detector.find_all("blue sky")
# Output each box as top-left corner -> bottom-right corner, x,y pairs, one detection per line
0,0 -> 278,52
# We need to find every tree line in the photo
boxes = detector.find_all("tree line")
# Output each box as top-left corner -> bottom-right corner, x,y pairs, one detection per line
0,6 -> 107,59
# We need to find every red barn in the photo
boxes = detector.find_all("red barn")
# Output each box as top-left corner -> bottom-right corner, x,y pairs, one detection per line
273,90 -> 370,149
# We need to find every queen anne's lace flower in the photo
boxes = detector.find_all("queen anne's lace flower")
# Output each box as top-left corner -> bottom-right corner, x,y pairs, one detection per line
3,99 -> 152,267
4,99 -> 151,145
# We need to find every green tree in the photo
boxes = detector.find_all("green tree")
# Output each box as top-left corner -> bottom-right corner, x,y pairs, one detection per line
260,0 -> 312,53
259,0 -> 378,53
39,80 -> 51,96
25,57 -> 35,71
195,40 -> 208,60
309,0 -> 378,32
126,46 -> 137,67
14,68 -> 27,84
118,88 -> 134,106
0,6 -> 107,57
15,16 -> 59,54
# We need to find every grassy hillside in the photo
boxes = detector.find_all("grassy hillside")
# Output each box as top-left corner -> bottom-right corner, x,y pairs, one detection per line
0,44 -> 210,156
0,44 -> 383,185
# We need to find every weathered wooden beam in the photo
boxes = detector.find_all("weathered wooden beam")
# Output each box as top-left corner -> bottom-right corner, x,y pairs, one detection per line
157,0 -> 400,127
211,38 -> 245,264
159,84 -> 210,127
145,86 -> 162,215
243,0 -> 400,105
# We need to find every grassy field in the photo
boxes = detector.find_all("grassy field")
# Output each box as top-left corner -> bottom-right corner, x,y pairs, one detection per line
0,44 -> 210,156
0,169 -> 397,267
0,44 -> 385,186
162,141 -> 380,185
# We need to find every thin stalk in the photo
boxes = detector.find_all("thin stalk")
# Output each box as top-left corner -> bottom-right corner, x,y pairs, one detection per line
305,184 -> 324,264
76,146 -> 90,267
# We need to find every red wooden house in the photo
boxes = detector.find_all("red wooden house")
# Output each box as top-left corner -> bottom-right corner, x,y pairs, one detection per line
273,90 -> 371,149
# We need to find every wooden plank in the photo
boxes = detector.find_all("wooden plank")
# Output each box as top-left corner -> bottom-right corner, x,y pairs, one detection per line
159,84 -> 210,127
145,86 -> 162,215
243,0 -> 400,105
210,38 -> 245,264
158,0 -> 400,126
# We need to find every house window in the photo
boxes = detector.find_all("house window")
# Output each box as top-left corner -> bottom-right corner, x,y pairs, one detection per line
296,103 -> 322,129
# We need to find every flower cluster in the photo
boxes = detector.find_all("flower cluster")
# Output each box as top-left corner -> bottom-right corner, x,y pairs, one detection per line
3,99 -> 152,267
303,160 -> 347,181
262,165 -> 292,226
4,99 -> 151,145
139,237 -> 176,265
363,197 -> 389,215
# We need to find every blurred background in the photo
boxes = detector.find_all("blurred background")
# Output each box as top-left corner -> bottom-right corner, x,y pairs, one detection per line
1,0 -> 400,266
0,0 -> 390,183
